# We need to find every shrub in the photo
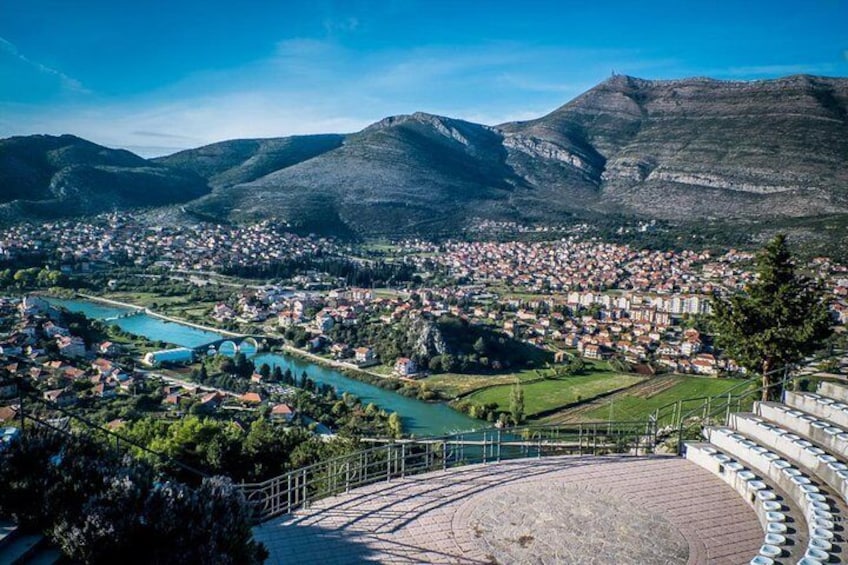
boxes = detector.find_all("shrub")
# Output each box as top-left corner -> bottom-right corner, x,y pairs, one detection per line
0,428 -> 267,564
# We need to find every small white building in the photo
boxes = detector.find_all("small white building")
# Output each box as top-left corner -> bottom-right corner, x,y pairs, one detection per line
355,347 -> 375,364
56,335 -> 86,359
143,347 -> 195,367
394,357 -> 418,377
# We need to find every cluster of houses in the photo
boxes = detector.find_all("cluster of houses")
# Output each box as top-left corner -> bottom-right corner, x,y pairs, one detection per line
2,213 -> 847,385
159,380 -> 296,422
402,238 -> 755,295
0,295 -> 298,427
0,214 -> 345,276
211,251 -> 847,378
0,296 -> 141,415
204,280 -> 728,376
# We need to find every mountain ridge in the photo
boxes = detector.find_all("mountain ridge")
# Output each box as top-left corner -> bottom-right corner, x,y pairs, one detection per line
0,134 -> 210,222
2,74 -> 846,236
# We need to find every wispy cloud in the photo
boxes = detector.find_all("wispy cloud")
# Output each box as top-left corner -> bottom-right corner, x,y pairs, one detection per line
323,16 -> 359,34
0,39 -> 710,154
131,130 -> 197,140
0,35 -> 89,95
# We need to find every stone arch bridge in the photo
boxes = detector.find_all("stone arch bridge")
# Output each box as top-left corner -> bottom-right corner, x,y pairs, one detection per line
197,336 -> 267,356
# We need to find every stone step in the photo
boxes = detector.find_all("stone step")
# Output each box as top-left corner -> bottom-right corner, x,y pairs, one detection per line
818,381 -> 848,405
685,442 -> 806,564
0,533 -> 44,565
732,411 -> 848,504
784,391 -> 848,430
758,401 -> 848,460
706,426 -> 840,564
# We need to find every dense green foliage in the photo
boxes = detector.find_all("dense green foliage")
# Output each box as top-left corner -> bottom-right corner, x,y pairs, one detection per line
222,256 -> 417,286
329,315 -> 545,375
712,234 -> 833,400
0,267 -> 71,290
119,415 -> 357,483
0,428 -> 266,564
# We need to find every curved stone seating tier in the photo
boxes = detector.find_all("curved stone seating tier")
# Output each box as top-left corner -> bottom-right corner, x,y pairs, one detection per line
784,391 -> 848,431
705,426 -> 843,563
818,381 -> 848,405
685,442 -> 806,564
757,401 -> 848,460
732,410 -> 848,504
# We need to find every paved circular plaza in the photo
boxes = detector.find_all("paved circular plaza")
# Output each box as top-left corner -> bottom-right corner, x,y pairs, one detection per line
254,455 -> 763,564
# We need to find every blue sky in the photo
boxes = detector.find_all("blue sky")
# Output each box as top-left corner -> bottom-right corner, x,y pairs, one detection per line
1,0 -> 846,156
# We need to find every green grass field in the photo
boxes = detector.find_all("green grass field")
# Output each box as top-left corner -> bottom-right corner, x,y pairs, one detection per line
423,359 -> 633,399
465,374 -> 644,417
104,291 -> 186,306
578,376 -> 751,422
423,368 -> 544,398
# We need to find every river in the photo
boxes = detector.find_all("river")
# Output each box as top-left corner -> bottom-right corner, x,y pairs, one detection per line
47,297 -> 480,436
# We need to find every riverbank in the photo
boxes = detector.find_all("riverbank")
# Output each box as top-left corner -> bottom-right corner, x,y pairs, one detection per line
77,292 -> 424,392
276,343 -> 408,381
273,343 -> 433,397
44,295 -> 481,435
76,292 -> 245,338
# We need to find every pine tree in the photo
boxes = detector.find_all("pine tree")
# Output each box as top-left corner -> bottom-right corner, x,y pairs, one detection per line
712,234 -> 832,401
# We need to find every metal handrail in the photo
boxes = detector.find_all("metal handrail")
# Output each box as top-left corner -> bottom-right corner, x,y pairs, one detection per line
238,420 -> 655,522
650,350 -> 846,454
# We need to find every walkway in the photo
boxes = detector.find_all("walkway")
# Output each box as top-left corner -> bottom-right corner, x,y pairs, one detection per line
254,455 -> 763,564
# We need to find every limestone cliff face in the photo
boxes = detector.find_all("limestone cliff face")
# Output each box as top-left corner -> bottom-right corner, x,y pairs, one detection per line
410,319 -> 448,360
501,74 -> 848,220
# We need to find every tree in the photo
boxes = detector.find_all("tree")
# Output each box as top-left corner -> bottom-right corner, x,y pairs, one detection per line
428,355 -> 444,373
509,383 -> 525,425
712,234 -> 832,401
0,428 -> 267,564
387,412 -> 403,438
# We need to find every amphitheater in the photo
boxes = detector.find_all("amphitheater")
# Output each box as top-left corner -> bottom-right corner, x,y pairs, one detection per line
248,361 -> 847,564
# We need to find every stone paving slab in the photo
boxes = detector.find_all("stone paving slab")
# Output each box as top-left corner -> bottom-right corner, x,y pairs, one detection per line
254,455 -> 762,564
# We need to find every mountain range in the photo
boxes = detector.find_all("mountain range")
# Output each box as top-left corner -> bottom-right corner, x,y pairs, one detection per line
2,74 -> 847,239
0,134 -> 209,222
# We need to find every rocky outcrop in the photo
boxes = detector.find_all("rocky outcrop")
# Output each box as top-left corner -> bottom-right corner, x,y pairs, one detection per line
410,319 -> 448,360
